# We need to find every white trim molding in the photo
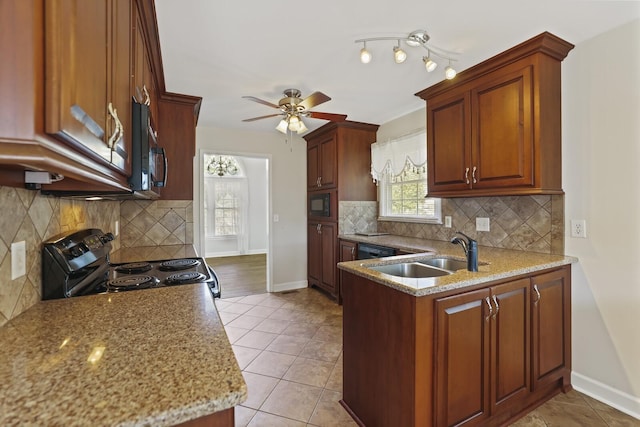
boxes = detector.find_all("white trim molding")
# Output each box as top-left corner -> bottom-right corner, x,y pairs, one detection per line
572,371 -> 640,419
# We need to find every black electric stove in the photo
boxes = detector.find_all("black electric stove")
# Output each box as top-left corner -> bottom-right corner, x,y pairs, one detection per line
42,229 -> 220,300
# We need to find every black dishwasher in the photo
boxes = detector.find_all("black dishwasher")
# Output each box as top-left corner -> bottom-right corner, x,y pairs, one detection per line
357,243 -> 397,259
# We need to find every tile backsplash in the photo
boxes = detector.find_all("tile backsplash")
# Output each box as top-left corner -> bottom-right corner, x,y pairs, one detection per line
0,186 -> 120,326
119,200 -> 193,248
342,195 -> 564,255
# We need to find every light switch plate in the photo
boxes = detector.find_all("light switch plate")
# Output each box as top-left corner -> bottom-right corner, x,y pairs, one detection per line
476,217 -> 490,232
11,241 -> 26,280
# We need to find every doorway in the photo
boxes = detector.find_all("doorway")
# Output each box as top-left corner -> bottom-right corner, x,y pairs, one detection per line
198,151 -> 271,297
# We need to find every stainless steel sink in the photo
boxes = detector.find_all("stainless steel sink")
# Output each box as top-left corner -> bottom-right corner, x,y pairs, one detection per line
367,262 -> 452,278
420,257 -> 468,271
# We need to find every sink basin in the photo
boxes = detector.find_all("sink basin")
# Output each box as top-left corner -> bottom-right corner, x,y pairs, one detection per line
368,262 -> 452,278
420,257 -> 468,271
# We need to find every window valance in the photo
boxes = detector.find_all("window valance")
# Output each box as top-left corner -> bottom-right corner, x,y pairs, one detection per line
370,129 -> 427,182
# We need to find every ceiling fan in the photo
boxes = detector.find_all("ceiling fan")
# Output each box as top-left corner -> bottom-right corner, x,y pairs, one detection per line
242,89 -> 347,134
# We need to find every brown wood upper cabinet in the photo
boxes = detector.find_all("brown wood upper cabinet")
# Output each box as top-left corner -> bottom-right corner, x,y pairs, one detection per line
307,133 -> 337,190
416,32 -> 574,198
45,0 -> 132,174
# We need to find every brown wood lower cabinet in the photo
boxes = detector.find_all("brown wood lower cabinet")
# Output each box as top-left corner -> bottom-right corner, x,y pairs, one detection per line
341,265 -> 571,427
307,221 -> 338,299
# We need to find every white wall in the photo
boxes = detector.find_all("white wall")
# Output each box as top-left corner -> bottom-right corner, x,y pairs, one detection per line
563,19 -> 640,417
243,157 -> 269,253
195,127 -> 307,291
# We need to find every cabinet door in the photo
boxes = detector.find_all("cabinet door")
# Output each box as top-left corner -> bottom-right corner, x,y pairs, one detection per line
427,90 -> 472,193
490,279 -> 530,414
307,222 -> 322,287
45,0 -> 111,164
108,0 -> 132,173
435,288 -> 491,427
531,267 -> 571,390
471,65 -> 533,190
318,134 -> 337,189
339,240 -> 357,262
307,142 -> 320,189
319,222 -> 338,295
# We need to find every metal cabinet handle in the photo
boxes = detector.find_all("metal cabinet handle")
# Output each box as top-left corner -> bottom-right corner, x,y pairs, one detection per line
533,285 -> 541,305
351,247 -> 355,257
472,166 -> 477,184
318,176 -> 322,187
484,297 -> 493,322
464,167 -> 470,184
492,295 -> 499,319
142,84 -> 151,106
107,103 -> 121,149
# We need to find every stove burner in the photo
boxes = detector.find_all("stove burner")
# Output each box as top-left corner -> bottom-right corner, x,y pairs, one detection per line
165,271 -> 206,285
159,258 -> 201,271
107,275 -> 159,292
114,262 -> 152,274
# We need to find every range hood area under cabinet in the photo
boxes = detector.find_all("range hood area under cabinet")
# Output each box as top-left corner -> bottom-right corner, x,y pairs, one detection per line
0,0 -> 201,200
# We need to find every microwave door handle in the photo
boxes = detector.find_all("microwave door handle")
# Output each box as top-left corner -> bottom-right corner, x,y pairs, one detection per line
152,147 -> 167,187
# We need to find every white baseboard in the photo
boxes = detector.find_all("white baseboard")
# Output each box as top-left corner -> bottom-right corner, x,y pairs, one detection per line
271,280 -> 307,293
571,371 -> 640,419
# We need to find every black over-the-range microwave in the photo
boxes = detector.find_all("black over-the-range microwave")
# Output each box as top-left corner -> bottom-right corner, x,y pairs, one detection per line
308,191 -> 331,217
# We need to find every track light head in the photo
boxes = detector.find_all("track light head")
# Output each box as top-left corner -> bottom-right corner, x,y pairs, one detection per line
423,54 -> 437,72
445,64 -> 457,80
360,42 -> 372,64
393,42 -> 407,64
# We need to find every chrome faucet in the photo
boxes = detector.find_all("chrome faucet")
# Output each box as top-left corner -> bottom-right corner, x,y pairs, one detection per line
450,231 -> 478,272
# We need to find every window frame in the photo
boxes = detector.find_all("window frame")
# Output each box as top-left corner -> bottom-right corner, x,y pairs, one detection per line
377,165 -> 442,224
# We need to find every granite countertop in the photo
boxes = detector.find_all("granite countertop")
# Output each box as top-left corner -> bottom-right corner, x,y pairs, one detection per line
0,283 -> 247,426
338,234 -> 578,297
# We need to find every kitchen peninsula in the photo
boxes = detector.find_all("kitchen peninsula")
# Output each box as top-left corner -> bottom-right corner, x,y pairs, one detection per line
0,245 -> 246,426
338,235 -> 576,426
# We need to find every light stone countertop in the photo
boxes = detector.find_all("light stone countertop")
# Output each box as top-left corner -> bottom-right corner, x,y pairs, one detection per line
338,234 -> 578,297
0,283 -> 247,426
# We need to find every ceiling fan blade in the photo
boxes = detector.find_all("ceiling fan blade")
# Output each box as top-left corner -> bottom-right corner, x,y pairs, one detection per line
307,111 -> 347,122
299,91 -> 331,110
242,96 -> 280,109
242,113 -> 282,122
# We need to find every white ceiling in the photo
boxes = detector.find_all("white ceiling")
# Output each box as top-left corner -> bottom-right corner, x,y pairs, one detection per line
154,0 -> 640,134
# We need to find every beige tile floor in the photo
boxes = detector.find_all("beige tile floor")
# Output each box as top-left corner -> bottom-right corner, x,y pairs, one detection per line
215,288 -> 639,427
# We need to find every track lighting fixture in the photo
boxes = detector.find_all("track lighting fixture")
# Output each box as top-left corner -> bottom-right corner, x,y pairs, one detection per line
445,59 -> 457,80
393,41 -> 407,64
360,41 -> 372,64
355,29 -> 459,79
423,51 -> 437,72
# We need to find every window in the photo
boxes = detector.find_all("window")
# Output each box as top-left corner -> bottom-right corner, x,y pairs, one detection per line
371,130 -> 441,223
378,161 -> 441,222
212,182 -> 239,236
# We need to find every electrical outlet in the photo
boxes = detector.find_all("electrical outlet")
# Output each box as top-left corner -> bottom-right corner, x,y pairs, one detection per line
444,216 -> 452,228
11,241 -> 26,280
273,214 -> 279,223
476,217 -> 490,232
115,220 -> 120,236
570,219 -> 587,238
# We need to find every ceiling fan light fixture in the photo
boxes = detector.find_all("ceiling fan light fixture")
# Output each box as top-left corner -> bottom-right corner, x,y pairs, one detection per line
393,42 -> 407,64
360,42 -> 372,64
296,120 -> 308,134
276,119 -> 288,134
